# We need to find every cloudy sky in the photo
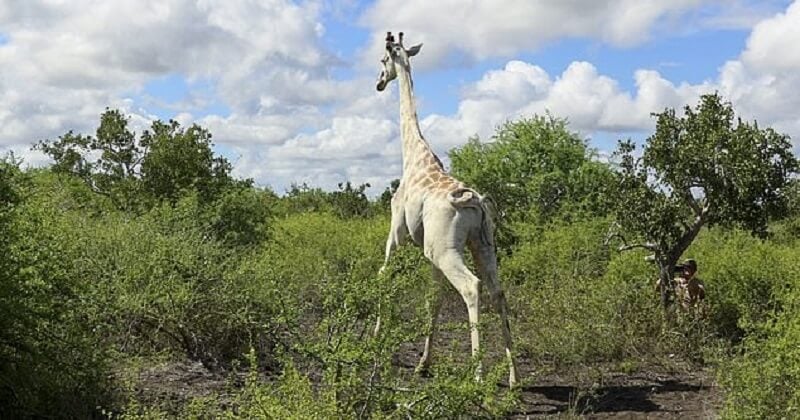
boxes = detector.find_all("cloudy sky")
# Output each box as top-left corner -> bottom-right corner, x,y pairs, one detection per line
1,0 -> 798,194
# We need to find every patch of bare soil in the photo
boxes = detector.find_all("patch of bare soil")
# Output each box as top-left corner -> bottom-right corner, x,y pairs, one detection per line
132,360 -> 234,410
132,358 -> 720,419
510,365 -> 720,419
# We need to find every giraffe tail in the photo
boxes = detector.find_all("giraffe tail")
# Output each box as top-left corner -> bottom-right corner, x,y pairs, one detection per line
448,189 -> 496,247
478,195 -> 497,248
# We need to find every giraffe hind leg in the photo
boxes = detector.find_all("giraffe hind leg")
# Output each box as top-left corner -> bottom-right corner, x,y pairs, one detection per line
433,249 -> 483,381
471,241 -> 517,387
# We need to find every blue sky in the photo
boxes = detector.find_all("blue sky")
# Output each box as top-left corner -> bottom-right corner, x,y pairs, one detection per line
1,0 -> 799,193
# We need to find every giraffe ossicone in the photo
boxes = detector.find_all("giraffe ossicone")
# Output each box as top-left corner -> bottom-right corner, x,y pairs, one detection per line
375,31 -> 518,387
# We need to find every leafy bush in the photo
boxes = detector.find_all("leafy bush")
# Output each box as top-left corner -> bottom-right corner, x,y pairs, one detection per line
1,178 -> 278,417
116,211 -> 520,418
688,229 -> 800,343
0,165 -> 113,418
503,219 -> 663,365
209,187 -> 274,247
720,294 -> 800,419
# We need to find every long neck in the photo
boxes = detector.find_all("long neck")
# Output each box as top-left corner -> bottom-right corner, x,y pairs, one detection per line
395,62 -> 438,172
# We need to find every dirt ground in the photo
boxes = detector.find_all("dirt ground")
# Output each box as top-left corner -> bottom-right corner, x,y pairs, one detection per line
134,297 -> 721,419
401,297 -> 722,419
136,356 -> 720,419
509,364 -> 720,418
392,335 -> 720,419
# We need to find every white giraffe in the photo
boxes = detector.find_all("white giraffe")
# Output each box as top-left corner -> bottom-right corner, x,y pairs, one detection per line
375,31 -> 517,386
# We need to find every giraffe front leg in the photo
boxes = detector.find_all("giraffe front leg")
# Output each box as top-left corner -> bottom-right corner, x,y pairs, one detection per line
373,233 -> 395,337
379,205 -> 407,273
379,233 -> 397,274
375,210 -> 407,337
416,266 -> 445,375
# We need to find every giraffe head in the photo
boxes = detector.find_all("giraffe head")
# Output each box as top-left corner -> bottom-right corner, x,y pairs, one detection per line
376,31 -> 422,91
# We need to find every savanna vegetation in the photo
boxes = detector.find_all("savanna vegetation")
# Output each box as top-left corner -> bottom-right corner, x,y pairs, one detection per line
1,94 -> 799,418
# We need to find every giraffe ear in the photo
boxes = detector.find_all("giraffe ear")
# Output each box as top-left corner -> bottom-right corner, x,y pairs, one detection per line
406,43 -> 422,57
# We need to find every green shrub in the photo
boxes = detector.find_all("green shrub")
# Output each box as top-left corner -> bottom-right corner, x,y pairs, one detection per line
688,229 -> 800,343
0,165 -> 112,418
720,298 -> 800,419
1,182 -> 278,417
703,230 -> 800,418
502,218 -> 648,365
116,211 -> 520,418
76,197 -> 279,367
209,187 -> 274,247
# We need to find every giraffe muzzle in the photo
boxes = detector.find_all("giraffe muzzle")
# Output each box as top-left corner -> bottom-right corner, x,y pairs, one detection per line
376,73 -> 387,91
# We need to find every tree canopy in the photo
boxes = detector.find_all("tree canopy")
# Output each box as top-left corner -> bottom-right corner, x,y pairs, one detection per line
612,93 -> 798,307
449,115 -> 615,247
35,109 -> 244,210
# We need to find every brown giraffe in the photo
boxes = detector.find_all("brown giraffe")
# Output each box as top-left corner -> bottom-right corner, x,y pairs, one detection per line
375,31 -> 517,386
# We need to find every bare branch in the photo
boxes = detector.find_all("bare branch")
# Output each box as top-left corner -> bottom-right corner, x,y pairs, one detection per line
618,242 -> 659,252
606,222 -> 659,253
603,222 -> 625,246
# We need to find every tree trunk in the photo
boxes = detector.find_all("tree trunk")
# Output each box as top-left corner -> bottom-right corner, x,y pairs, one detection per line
657,263 -> 673,311
659,210 -> 706,311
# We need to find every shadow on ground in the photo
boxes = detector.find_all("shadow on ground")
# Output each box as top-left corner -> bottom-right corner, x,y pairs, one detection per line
513,377 -> 710,417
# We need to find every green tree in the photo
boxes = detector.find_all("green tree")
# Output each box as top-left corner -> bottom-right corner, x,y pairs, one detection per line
210,187 -> 275,247
612,93 -> 797,308
329,181 -> 372,218
93,109 -> 141,181
378,178 -> 400,212
33,131 -> 93,178
35,109 -> 242,209
449,115 -> 614,246
279,183 -> 333,215
140,119 -> 243,203
35,109 -> 140,207
277,182 -> 376,219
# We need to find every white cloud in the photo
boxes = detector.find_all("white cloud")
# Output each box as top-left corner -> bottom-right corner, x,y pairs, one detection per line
716,1 -> 800,142
270,116 -> 396,160
0,0 -> 331,147
740,1 -> 800,72
0,0 -> 411,193
698,0 -> 793,30
420,1 -> 800,156
226,104 -> 401,192
359,0 -> 707,69
0,0 -> 390,190
420,61 -> 714,150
